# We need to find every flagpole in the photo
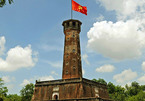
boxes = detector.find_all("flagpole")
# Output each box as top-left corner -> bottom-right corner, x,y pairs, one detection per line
71,0 -> 73,19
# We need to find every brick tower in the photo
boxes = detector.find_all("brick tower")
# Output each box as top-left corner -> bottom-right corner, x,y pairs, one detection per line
62,19 -> 82,79
32,19 -> 110,101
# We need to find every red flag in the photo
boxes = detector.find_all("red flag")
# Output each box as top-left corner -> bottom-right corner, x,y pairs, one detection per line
72,0 -> 87,15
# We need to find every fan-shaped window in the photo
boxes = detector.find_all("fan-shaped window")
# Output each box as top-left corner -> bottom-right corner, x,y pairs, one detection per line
53,87 -> 59,92
73,66 -> 76,70
72,34 -> 75,38
66,62 -> 69,65
66,54 -> 69,58
72,49 -> 75,53
66,71 -> 68,74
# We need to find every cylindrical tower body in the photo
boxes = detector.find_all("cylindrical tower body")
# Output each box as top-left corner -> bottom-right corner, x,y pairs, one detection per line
62,19 -> 82,79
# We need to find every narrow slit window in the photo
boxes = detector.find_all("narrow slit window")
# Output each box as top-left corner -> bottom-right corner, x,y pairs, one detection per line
73,22 -> 76,27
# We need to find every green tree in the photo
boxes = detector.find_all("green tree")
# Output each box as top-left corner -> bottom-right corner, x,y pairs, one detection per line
140,85 -> 145,91
110,85 -> 126,101
0,0 -> 13,7
126,91 -> 145,101
131,81 -> 139,88
92,78 -> 107,85
107,82 -> 116,94
126,81 -> 141,97
5,94 -> 21,101
20,83 -> 34,101
91,79 -> 145,101
0,78 -> 8,100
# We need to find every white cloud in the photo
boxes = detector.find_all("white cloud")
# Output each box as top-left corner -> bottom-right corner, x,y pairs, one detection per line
87,19 -> 145,60
82,54 -> 90,65
20,79 -> 31,87
2,76 -> 15,83
41,44 -> 63,52
142,62 -> 145,72
138,74 -> 145,84
98,0 -> 138,14
2,76 -> 11,83
43,60 -> 62,68
96,15 -> 104,21
121,82 -> 132,88
97,0 -> 145,19
113,69 -> 137,84
82,68 -> 85,75
0,45 -> 38,72
7,84 -> 15,93
51,71 -> 59,76
2,76 -> 15,94
96,64 -> 115,72
0,36 -> 5,56
38,76 -> 54,81
20,76 -> 54,87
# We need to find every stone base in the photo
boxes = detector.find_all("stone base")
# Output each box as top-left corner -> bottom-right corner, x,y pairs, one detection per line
32,78 -> 110,101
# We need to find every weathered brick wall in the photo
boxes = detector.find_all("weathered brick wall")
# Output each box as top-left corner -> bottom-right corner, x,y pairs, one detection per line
62,19 -> 82,80
32,85 -> 53,101
59,83 -> 83,99
82,84 -> 95,98
32,79 -> 109,101
32,83 -> 84,100
99,88 -> 109,99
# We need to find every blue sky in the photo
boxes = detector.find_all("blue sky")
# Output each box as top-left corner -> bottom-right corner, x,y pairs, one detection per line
0,0 -> 145,94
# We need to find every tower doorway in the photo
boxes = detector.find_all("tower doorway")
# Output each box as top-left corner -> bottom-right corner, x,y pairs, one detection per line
54,95 -> 58,100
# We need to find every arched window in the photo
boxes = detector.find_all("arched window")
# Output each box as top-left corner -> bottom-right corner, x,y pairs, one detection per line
67,22 -> 69,27
67,38 -> 70,41
72,34 -> 75,38
66,54 -> 69,58
66,62 -> 69,65
66,46 -> 69,51
66,71 -> 68,74
73,22 -> 76,27
72,41 -> 75,45
52,93 -> 59,100
54,95 -> 58,100
73,66 -> 76,69
72,49 -> 75,53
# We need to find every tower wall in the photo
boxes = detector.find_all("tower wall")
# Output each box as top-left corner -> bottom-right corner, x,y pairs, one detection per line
32,78 -> 109,101
62,19 -> 82,79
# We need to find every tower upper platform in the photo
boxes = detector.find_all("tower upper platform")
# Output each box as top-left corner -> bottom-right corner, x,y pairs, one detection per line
62,19 -> 82,33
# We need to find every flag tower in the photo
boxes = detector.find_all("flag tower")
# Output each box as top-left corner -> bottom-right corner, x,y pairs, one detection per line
62,19 -> 82,79
32,1 -> 110,101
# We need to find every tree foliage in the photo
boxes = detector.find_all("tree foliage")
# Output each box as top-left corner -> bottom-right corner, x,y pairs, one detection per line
5,94 -> 21,101
0,78 -> 8,100
92,78 -> 107,85
92,78 -> 145,101
0,0 -> 13,7
20,83 -> 34,101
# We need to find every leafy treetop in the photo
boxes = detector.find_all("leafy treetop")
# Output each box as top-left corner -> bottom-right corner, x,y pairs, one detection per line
0,0 -> 13,7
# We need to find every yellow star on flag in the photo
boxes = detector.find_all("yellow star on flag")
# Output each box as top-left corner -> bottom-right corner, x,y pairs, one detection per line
78,6 -> 83,10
